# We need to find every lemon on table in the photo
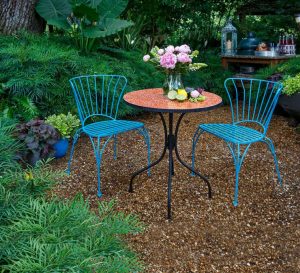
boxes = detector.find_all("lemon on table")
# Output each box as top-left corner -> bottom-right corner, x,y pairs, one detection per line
167,90 -> 178,100
177,89 -> 188,99
176,94 -> 186,101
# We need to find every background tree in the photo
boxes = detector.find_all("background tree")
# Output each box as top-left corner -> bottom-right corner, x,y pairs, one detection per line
0,0 -> 45,34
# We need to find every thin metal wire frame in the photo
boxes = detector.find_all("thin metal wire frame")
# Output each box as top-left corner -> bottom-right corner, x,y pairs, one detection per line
69,75 -> 128,125
225,78 -> 283,134
192,128 -> 282,206
191,77 -> 283,206
129,112 -> 211,220
67,74 -> 151,197
67,126 -> 151,197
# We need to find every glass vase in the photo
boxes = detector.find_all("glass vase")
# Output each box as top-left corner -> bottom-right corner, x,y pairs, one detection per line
162,73 -> 184,96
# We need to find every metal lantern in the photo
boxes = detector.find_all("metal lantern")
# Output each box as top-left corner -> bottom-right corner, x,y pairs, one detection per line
221,19 -> 237,55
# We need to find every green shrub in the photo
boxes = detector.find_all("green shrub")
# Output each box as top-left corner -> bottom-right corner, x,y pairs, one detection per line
0,32 -> 165,119
255,57 -> 300,80
0,160 -> 144,272
45,112 -> 80,139
0,112 -> 22,173
282,73 -> 300,96
36,0 -> 133,53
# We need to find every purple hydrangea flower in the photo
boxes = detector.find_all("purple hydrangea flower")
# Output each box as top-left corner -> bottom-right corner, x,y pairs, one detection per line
179,44 -> 191,54
160,52 -> 177,69
177,52 -> 192,63
165,45 -> 175,53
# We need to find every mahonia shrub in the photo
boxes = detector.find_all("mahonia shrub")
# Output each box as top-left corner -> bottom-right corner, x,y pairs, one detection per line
0,32 -> 164,120
0,162 -> 144,272
0,118 -> 144,272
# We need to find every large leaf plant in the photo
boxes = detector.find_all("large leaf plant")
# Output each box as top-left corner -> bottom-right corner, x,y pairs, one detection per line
36,0 -> 133,52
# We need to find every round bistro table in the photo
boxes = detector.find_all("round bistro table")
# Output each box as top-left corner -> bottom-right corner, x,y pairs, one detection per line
123,88 -> 222,219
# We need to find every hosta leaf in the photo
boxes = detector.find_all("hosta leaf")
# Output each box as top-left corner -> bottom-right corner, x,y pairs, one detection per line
73,4 -> 98,21
36,0 -> 72,20
47,18 -> 70,30
84,18 -> 133,38
82,26 -> 104,38
97,0 -> 128,18
88,0 -> 102,8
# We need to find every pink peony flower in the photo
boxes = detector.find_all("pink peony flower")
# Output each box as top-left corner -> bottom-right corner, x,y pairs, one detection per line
165,45 -> 175,53
175,46 -> 180,52
177,52 -> 192,63
157,49 -> 164,55
178,44 -> 191,53
143,54 -> 150,62
160,52 -> 177,69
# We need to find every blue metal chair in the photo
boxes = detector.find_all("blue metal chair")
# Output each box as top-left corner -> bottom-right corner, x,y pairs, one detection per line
191,78 -> 283,206
67,75 -> 151,197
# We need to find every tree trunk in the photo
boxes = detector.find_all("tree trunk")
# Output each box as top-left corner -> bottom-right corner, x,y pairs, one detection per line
0,0 -> 45,34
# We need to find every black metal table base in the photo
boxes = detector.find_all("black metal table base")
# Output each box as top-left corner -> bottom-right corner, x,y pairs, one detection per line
129,112 -> 212,219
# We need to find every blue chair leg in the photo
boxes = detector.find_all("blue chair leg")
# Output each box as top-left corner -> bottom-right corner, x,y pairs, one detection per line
95,154 -> 103,198
89,136 -> 114,198
138,127 -> 151,176
262,137 -> 282,186
89,136 -> 103,198
191,127 -> 204,176
66,128 -> 82,175
113,135 -> 117,160
228,143 -> 251,207
230,144 -> 241,207
233,162 -> 241,207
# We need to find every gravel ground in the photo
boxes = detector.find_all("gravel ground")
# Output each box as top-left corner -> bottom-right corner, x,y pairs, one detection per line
53,106 -> 300,273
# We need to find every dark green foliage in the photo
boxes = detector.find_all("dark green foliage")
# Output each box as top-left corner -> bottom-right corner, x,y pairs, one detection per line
36,0 -> 133,52
0,32 -> 166,119
0,113 -> 144,273
0,160 -> 144,272
16,119 -> 59,166
0,113 -> 22,173
237,15 -> 299,49
255,56 -> 300,80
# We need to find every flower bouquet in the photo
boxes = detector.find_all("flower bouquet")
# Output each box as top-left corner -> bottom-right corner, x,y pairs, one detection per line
143,44 -> 207,101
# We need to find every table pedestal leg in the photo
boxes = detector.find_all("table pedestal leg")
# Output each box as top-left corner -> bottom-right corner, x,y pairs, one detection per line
129,112 -> 212,219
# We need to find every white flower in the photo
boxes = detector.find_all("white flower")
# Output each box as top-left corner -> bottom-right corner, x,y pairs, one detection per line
165,45 -> 175,53
157,49 -> 164,55
143,54 -> 150,62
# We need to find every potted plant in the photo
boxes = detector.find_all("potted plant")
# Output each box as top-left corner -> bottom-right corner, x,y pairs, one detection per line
45,113 -> 80,158
16,119 -> 59,165
278,73 -> 300,125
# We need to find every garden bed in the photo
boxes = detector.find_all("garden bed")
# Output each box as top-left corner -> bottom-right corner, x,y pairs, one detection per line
52,106 -> 299,273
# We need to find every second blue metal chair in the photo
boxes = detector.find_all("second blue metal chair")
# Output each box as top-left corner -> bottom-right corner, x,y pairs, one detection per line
191,78 -> 283,206
67,75 -> 151,197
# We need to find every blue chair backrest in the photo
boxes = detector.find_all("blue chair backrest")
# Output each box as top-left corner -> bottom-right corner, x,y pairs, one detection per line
69,75 -> 127,126
224,78 -> 283,134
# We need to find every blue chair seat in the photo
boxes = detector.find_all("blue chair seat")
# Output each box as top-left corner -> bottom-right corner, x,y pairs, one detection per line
83,120 -> 144,137
200,123 -> 264,144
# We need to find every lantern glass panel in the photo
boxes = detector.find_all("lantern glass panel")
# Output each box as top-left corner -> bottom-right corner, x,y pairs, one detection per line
221,19 -> 237,55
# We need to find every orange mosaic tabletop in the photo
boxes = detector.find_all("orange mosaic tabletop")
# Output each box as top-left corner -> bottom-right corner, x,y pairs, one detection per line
123,88 -> 222,113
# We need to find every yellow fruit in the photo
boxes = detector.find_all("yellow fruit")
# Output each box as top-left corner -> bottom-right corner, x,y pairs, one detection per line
177,89 -> 187,99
